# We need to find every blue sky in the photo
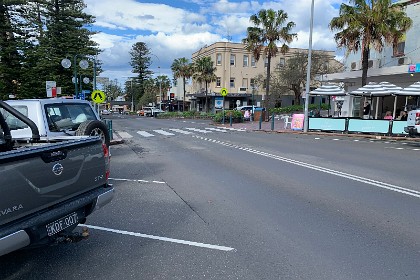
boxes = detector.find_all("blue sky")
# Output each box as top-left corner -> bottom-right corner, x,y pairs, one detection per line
84,0 -> 346,85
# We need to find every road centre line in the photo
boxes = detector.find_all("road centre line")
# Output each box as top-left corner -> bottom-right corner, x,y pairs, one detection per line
80,224 -> 235,252
193,136 -> 420,199
109,178 -> 166,184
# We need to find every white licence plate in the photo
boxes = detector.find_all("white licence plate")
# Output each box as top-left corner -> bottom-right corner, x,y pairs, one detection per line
46,212 -> 79,236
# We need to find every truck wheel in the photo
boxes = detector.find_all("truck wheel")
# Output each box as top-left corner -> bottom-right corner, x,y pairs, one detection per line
76,120 -> 110,147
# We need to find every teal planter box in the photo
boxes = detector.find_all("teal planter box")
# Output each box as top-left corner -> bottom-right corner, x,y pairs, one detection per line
348,119 -> 390,134
309,118 -> 346,132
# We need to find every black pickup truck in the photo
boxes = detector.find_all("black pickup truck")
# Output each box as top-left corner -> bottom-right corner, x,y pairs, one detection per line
0,100 -> 114,256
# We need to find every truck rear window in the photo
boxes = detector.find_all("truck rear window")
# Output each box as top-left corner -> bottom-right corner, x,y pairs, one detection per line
45,103 -> 96,131
0,106 -> 29,130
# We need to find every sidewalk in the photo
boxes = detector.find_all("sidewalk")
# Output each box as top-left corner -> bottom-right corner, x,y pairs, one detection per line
217,119 -> 419,142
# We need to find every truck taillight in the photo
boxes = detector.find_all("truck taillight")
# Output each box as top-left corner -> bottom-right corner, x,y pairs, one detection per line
416,113 -> 420,125
102,144 -> 110,180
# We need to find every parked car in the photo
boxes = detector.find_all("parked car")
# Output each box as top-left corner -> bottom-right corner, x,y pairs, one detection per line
234,106 -> 265,112
138,107 -> 164,117
101,109 -> 111,115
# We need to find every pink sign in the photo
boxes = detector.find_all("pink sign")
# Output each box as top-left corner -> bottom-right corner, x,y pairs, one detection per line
291,114 -> 304,130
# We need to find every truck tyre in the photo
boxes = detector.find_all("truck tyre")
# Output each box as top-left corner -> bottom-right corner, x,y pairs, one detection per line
76,120 -> 110,147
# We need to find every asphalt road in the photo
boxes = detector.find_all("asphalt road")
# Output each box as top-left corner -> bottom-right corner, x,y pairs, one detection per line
1,114 -> 419,280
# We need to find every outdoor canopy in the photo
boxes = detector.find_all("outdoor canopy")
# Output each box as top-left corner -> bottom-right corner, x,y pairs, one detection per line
309,83 -> 346,96
309,83 -> 346,116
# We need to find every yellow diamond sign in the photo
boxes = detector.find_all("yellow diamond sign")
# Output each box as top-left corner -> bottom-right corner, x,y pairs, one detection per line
91,90 -> 106,104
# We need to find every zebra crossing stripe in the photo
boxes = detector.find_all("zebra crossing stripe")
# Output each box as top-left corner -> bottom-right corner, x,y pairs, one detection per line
205,128 -> 227,132
169,129 -> 193,134
185,128 -> 212,133
137,131 -> 155,137
154,130 -> 175,136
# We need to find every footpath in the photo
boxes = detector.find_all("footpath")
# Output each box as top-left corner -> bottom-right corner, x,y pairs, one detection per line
217,118 -> 420,142
109,118 -> 419,145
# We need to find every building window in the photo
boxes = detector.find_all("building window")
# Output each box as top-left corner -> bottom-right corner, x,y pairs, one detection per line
216,53 -> 222,65
251,56 -> 256,67
230,54 -> 235,66
242,78 -> 248,88
243,55 -> 249,67
216,77 -> 221,87
230,78 -> 235,88
393,41 -> 405,57
250,79 -> 256,89
279,58 -> 285,67
264,57 -> 268,68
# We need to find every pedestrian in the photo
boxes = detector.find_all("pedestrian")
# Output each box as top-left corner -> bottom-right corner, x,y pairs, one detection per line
363,101 -> 371,119
383,111 -> 393,120
244,109 -> 250,121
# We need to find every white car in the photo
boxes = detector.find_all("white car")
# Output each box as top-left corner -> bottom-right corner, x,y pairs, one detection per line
404,108 -> 420,137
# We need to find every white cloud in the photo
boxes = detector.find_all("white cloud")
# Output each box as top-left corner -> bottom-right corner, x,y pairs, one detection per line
85,0 -> 343,83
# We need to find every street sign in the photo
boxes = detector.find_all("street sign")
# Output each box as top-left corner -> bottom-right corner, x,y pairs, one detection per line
220,88 -> 228,97
91,90 -> 106,103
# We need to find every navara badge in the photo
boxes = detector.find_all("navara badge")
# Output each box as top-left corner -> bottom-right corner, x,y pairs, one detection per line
52,163 -> 64,176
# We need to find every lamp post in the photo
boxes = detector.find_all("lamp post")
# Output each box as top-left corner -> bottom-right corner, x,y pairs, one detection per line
61,55 -> 96,99
123,77 -> 135,112
303,0 -> 315,132
150,54 -> 162,110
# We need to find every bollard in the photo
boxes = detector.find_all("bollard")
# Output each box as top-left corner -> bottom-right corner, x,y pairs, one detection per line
271,113 -> 275,131
230,115 -> 233,126
259,113 -> 262,129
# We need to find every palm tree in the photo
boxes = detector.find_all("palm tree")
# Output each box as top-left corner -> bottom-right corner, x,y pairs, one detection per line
155,75 -> 171,109
329,0 -> 412,88
242,9 -> 297,117
171,57 -> 193,111
192,56 -> 217,113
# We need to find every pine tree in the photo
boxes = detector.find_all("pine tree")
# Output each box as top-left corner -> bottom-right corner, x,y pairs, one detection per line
129,42 -> 153,103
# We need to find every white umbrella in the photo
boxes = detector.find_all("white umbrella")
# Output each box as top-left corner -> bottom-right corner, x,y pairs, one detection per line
394,81 -> 420,111
350,82 -> 390,97
309,83 -> 346,116
309,83 -> 346,96
379,82 -> 402,119
394,81 -> 420,96
350,82 -> 392,119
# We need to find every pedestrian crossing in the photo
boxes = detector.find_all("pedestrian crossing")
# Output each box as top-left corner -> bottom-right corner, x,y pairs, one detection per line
117,127 -> 246,139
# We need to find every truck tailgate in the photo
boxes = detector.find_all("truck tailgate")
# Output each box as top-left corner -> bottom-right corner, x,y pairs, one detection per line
0,138 -> 107,226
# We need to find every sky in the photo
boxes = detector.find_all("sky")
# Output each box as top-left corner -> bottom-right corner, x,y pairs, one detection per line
84,0 -> 346,86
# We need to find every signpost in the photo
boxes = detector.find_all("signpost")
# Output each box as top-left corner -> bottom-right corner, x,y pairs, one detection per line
220,88 -> 228,125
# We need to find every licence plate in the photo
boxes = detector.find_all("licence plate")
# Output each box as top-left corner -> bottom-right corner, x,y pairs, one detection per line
46,212 -> 78,236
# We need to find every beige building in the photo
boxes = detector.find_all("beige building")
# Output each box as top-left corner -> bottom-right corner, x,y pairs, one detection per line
190,42 -> 337,111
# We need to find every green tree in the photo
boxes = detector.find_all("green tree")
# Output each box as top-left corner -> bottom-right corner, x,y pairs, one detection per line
242,9 -> 297,115
130,42 -> 153,101
271,51 -> 343,105
171,57 -> 193,111
192,56 -> 216,113
139,78 -> 157,107
329,0 -> 412,88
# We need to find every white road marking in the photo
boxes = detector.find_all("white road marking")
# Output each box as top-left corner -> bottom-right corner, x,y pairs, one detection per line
154,129 -> 175,136
194,136 -> 420,199
205,127 -> 227,132
137,131 -> 155,137
81,224 -> 235,252
117,131 -> 133,139
353,140 -> 359,142
169,129 -> 194,134
219,127 -> 246,132
109,178 -> 166,184
314,138 -> 320,140
185,128 -> 212,133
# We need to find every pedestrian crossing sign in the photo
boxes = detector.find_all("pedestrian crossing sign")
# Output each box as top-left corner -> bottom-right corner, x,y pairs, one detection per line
91,90 -> 106,103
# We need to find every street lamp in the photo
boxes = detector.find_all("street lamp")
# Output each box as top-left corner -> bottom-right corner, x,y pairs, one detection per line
150,54 -> 162,110
303,0 -> 315,132
61,55 -> 97,98
123,77 -> 135,112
